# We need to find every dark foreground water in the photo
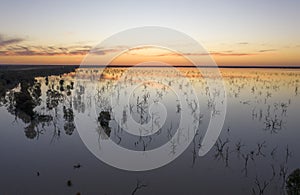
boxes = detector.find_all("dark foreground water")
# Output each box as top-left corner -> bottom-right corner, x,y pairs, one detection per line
0,67 -> 299,195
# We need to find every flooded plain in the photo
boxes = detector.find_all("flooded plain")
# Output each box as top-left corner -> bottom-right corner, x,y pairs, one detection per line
0,67 -> 299,194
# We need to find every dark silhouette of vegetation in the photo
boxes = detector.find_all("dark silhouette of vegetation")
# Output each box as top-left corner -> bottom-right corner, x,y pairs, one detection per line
63,106 -> 75,135
14,82 -> 37,118
0,65 -> 78,100
286,169 -> 300,195
98,111 -> 112,137
0,65 -> 77,140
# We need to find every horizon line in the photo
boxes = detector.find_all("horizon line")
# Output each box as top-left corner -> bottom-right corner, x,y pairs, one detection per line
1,64 -> 300,69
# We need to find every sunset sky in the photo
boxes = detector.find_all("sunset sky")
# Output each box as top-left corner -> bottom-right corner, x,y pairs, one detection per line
0,0 -> 299,66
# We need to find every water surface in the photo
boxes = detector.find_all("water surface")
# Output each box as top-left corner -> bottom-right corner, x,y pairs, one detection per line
0,67 -> 299,194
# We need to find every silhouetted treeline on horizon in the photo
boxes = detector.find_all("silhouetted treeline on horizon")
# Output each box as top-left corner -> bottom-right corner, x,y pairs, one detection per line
0,65 -> 78,98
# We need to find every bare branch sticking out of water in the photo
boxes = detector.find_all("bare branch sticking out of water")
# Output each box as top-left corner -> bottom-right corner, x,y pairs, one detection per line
252,176 -> 269,195
131,180 -> 147,195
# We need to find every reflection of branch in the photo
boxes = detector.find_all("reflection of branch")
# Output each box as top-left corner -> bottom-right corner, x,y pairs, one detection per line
250,150 -> 255,161
279,164 -> 288,189
252,176 -> 269,195
167,122 -> 173,139
214,138 -> 229,161
115,132 -> 122,144
216,138 -> 230,153
191,136 -> 198,167
131,180 -> 147,195
264,115 -> 283,133
285,145 -> 292,163
188,99 -> 198,114
270,145 -> 278,160
235,140 -> 245,158
270,164 -> 276,181
241,153 -> 249,177
198,135 -> 203,149
50,118 -> 60,143
225,146 -> 229,168
256,141 -> 266,157
169,140 -> 177,155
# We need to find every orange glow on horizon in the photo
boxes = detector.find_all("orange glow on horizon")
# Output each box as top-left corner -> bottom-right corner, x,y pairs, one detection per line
109,47 -> 194,66
0,47 -> 299,66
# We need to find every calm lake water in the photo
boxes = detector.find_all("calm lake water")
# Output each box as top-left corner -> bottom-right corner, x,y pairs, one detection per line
0,67 -> 299,194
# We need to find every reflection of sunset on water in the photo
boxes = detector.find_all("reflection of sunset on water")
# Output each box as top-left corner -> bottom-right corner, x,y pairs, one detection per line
1,66 -> 299,194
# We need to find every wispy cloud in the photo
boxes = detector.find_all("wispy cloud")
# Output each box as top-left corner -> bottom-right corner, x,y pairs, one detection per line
0,34 -> 24,47
0,35 -> 130,56
210,52 -> 254,56
124,46 -> 256,57
176,52 -> 254,57
0,33 -> 96,56
91,46 -> 129,55
257,49 -> 277,53
0,35 -> 277,58
237,42 -> 249,45
0,44 -> 93,56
